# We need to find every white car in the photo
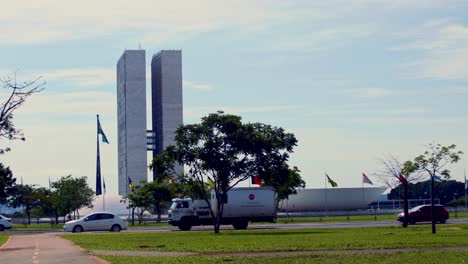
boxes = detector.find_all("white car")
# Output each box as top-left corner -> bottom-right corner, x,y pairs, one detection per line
63,212 -> 128,233
0,214 -> 12,231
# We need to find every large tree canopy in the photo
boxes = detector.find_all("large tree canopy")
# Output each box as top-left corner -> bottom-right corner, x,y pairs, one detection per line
151,111 -> 302,233
0,163 -> 15,204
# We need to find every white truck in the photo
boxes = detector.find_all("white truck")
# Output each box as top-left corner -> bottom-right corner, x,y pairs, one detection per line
168,187 -> 276,230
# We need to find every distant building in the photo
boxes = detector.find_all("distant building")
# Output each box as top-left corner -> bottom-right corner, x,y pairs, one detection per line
151,50 -> 184,180
116,50 -> 147,195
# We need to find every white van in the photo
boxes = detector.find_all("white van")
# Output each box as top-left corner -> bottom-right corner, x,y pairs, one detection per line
0,215 -> 12,231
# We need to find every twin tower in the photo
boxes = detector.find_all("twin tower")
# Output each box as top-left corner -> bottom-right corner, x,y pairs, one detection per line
117,50 -> 183,195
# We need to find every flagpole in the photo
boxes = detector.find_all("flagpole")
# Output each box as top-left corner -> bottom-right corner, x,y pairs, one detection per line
96,115 -> 103,198
464,168 -> 466,209
324,173 -> 328,216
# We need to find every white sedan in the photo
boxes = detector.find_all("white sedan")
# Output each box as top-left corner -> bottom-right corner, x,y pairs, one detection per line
0,215 -> 12,231
63,212 -> 128,233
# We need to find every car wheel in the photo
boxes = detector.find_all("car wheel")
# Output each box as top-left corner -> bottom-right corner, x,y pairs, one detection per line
111,224 -> 121,232
232,220 -> 249,230
0,225 -> 4,231
409,219 -> 416,225
73,225 -> 83,233
439,218 -> 447,224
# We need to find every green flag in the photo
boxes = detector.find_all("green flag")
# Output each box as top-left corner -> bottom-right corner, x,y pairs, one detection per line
97,116 -> 109,144
326,173 -> 338,187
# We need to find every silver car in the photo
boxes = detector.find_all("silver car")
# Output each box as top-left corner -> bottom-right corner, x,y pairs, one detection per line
63,212 -> 128,233
0,215 -> 12,231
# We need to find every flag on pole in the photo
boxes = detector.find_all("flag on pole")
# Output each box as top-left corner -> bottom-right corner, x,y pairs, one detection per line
398,174 -> 408,185
97,116 -> 109,144
251,175 -> 262,185
326,173 -> 338,187
362,173 -> 373,185
128,177 -> 135,190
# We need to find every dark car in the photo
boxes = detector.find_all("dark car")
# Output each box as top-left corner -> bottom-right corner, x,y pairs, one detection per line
397,205 -> 449,224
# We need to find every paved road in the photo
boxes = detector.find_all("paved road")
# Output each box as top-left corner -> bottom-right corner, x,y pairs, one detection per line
6,218 -> 468,234
0,234 -> 107,264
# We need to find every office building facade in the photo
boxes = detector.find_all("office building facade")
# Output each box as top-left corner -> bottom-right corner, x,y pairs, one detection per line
151,50 -> 184,180
116,50 -> 147,195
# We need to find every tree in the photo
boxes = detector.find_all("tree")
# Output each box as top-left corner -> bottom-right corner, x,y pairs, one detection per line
52,175 -> 94,222
33,187 -> 60,227
374,155 -> 419,227
260,164 -> 305,206
0,74 -> 45,154
0,163 -> 16,204
144,180 -> 173,223
8,184 -> 36,224
414,143 -> 463,234
151,111 -> 300,233
120,184 -> 152,225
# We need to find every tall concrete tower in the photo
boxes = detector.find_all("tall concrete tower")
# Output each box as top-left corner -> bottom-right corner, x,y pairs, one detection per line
117,50 -> 147,195
151,50 -> 183,180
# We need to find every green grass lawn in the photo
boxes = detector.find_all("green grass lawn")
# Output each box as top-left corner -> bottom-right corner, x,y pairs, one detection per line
98,251 -> 468,264
0,234 -> 9,247
62,224 -> 468,253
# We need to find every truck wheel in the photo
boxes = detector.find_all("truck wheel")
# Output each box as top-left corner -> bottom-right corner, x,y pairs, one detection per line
232,220 -> 249,230
0,225 -> 4,231
178,224 -> 192,231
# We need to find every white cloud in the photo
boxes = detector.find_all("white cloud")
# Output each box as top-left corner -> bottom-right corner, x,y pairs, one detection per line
395,20 -> 468,80
0,0 -> 280,45
184,105 -> 303,120
183,80 -> 214,91
39,68 -> 115,87
346,88 -> 392,98
15,91 -> 116,119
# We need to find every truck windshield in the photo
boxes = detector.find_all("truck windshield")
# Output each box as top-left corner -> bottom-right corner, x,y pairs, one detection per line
170,201 -> 189,209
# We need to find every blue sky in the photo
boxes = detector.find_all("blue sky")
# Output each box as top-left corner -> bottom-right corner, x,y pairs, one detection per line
1,0 -> 468,194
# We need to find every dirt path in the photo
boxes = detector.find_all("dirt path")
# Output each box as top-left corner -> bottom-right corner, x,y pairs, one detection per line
0,234 -> 108,264
92,246 -> 468,257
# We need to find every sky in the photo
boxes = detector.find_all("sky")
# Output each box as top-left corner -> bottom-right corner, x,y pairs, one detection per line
1,0 -> 468,196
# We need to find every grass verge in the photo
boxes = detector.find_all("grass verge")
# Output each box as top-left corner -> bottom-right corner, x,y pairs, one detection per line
97,251 -> 468,264
61,224 -> 468,253
0,234 -> 9,247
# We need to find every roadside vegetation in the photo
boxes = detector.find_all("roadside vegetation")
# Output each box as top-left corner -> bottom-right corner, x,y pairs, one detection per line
98,251 -> 468,264
0,234 -> 9,247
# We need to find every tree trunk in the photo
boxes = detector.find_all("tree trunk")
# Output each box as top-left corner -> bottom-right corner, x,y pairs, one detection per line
156,203 -> 161,223
431,174 -> 436,234
26,207 -> 31,224
131,207 -> 135,226
402,184 -> 409,228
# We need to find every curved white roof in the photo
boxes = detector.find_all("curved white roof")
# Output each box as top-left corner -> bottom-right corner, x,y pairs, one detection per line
279,187 -> 386,211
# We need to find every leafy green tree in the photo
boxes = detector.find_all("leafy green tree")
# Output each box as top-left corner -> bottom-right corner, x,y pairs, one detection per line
8,184 -> 36,224
33,187 -> 60,227
52,175 -> 94,222
260,164 -> 305,206
120,184 -> 152,225
151,111 -> 300,233
414,143 -> 463,234
144,180 -> 173,223
0,163 -> 16,204
0,74 -> 45,154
